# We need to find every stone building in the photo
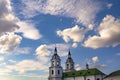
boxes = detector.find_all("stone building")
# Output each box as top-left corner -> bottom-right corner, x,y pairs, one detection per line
48,47 -> 105,80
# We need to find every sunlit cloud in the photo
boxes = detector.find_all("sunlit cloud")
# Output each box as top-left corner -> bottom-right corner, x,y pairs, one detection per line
84,15 -> 120,49
20,0 -> 101,26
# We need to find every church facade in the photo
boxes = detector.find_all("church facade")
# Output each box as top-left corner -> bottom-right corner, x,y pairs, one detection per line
48,47 -> 105,80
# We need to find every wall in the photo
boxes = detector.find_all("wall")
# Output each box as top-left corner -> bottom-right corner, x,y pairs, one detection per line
104,76 -> 120,80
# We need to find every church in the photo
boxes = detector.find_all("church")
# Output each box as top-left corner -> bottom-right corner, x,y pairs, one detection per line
48,47 -> 105,80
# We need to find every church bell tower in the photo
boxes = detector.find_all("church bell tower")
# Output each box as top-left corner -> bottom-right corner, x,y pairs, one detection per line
65,50 -> 75,72
48,47 -> 63,80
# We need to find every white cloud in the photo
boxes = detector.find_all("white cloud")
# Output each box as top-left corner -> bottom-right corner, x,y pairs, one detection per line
75,64 -> 81,70
116,53 -> 120,56
0,0 -> 19,35
0,33 -> 22,54
72,43 -> 78,48
16,21 -> 42,40
84,15 -> 120,49
36,44 -> 51,63
0,0 -> 42,40
57,25 -> 86,47
8,59 -> 16,63
107,3 -> 113,9
20,0 -> 101,26
93,64 -> 107,69
6,60 -> 48,74
0,56 -> 4,61
14,47 -> 31,54
92,56 -> 99,63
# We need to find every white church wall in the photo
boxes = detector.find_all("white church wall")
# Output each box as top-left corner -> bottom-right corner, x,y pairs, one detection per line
95,75 -> 104,80
75,76 -> 85,80
86,75 -> 95,80
64,77 -> 74,80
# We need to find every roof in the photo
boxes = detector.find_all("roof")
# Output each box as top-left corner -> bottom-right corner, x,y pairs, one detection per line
63,68 -> 105,78
105,70 -> 120,78
51,47 -> 60,60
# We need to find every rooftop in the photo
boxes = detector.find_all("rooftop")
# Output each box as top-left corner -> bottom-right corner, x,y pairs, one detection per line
63,68 -> 105,78
105,70 -> 120,78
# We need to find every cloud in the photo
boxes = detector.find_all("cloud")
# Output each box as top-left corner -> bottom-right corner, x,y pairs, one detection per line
93,64 -> 107,69
0,0 -> 19,35
0,0 -> 42,40
75,64 -> 81,70
20,0 -> 101,26
0,33 -> 22,54
107,3 -> 113,9
116,53 -> 120,56
0,32 -> 31,54
36,44 -> 51,63
84,15 -> 120,49
8,59 -> 16,63
6,60 -> 48,74
92,56 -> 99,63
16,21 -> 42,40
0,56 -> 4,61
15,47 -> 31,54
35,43 -> 70,63
57,25 -> 86,47
72,43 -> 78,48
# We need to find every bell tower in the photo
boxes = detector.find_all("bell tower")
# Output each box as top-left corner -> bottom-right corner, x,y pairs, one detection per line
65,50 -> 75,72
48,47 -> 63,80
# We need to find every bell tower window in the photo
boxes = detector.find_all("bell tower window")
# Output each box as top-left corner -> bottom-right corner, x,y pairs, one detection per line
52,61 -> 54,66
58,70 -> 60,74
52,70 -> 54,75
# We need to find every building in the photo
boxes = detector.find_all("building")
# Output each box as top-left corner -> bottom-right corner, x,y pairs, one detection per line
48,47 -> 105,80
104,70 -> 120,80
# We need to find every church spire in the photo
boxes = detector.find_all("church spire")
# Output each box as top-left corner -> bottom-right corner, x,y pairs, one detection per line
68,50 -> 71,58
54,46 -> 57,54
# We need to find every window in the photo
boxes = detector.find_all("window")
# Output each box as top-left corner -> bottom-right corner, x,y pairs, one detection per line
52,70 -> 54,75
67,64 -> 69,69
52,61 -> 54,66
57,61 -> 59,66
58,70 -> 60,74
97,78 -> 100,80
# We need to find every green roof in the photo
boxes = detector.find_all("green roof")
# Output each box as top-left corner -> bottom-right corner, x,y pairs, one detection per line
106,70 -> 120,77
63,68 -> 105,78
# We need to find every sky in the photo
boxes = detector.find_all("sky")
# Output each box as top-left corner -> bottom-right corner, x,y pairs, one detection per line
0,0 -> 120,80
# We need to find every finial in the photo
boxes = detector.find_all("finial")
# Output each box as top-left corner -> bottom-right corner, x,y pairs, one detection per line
54,44 -> 57,54
86,63 -> 89,70
68,49 -> 71,58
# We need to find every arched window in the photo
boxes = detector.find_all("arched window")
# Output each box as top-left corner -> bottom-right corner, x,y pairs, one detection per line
58,70 -> 60,74
67,64 -> 69,69
52,70 -> 54,75
97,78 -> 100,80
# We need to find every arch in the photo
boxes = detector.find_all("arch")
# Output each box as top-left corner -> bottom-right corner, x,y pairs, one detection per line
97,78 -> 100,80
58,70 -> 60,74
52,70 -> 54,75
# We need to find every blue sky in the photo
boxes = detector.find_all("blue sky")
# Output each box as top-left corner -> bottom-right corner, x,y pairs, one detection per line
0,0 -> 120,80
